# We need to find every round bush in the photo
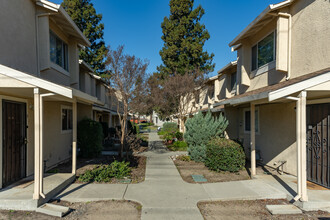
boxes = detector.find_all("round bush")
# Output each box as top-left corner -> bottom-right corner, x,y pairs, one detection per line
205,137 -> 245,172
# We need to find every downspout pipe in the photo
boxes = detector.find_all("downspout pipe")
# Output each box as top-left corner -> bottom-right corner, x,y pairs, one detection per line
286,96 -> 301,202
39,93 -> 55,199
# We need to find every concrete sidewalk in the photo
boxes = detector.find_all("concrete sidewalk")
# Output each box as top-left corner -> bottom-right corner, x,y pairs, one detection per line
57,132 -> 291,219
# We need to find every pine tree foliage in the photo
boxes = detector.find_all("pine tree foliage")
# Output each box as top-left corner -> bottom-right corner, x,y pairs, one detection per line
184,111 -> 228,162
158,0 -> 215,76
62,0 -> 107,74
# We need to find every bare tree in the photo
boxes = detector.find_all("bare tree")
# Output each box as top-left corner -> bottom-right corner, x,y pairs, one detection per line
105,45 -> 148,158
150,70 -> 205,132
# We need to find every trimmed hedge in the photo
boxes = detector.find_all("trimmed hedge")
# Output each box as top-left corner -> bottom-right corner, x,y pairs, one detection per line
78,118 -> 103,158
205,137 -> 245,172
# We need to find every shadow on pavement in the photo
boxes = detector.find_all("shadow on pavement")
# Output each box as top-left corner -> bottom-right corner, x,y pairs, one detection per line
148,140 -> 168,154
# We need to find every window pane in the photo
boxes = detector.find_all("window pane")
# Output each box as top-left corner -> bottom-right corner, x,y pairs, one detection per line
231,72 -> 237,91
68,109 -> 72,130
245,110 -> 259,132
63,43 -> 68,71
251,45 -> 257,71
56,37 -> 63,67
258,32 -> 274,67
62,109 -> 68,130
245,110 -> 251,131
50,32 -> 56,63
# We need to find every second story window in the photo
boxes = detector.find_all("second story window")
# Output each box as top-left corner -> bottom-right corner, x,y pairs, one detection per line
230,72 -> 237,92
251,31 -> 276,71
50,31 -> 68,71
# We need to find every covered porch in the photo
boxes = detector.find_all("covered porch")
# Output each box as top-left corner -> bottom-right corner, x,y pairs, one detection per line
0,64 -> 96,209
215,68 -> 330,203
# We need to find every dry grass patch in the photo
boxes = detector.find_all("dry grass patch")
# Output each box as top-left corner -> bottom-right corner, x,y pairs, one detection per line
173,156 -> 250,183
198,199 -> 330,220
0,200 -> 141,220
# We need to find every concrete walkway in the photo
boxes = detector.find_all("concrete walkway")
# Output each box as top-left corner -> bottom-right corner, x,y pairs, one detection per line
57,132 -> 325,219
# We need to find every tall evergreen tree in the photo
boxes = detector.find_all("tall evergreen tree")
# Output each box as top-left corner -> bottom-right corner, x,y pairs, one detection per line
158,0 -> 215,76
62,0 -> 107,74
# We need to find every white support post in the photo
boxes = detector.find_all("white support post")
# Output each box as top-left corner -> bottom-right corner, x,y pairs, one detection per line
72,99 -> 77,174
39,93 -> 45,198
33,88 -> 40,200
300,91 -> 308,201
296,97 -> 302,199
251,103 -> 256,176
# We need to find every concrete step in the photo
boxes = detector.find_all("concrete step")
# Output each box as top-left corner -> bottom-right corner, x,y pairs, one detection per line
294,200 -> 330,211
36,203 -> 69,217
266,204 -> 302,215
37,174 -> 76,207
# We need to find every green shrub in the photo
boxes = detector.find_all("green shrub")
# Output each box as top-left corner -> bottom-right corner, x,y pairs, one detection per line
78,118 -> 103,158
163,122 -> 178,133
184,111 -> 228,162
78,161 -> 131,183
168,141 -> 188,151
205,137 -> 246,172
175,131 -> 183,140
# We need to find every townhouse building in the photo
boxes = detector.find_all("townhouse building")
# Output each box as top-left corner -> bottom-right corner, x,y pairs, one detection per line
0,0 -> 123,207
207,0 -> 330,200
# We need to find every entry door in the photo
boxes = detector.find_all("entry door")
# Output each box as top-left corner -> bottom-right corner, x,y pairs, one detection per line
306,103 -> 330,189
2,100 -> 27,187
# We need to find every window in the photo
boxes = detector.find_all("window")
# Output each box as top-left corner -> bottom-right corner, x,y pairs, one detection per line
62,107 -> 72,131
244,109 -> 259,133
230,72 -> 237,92
50,31 -> 68,71
251,31 -> 276,71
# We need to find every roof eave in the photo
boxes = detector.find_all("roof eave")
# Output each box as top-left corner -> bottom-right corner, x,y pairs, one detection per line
229,0 -> 294,47
58,7 -> 91,47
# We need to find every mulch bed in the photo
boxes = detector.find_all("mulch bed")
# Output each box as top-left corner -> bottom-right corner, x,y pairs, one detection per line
173,157 -> 250,183
198,199 -> 330,220
48,155 -> 146,184
0,200 -> 142,220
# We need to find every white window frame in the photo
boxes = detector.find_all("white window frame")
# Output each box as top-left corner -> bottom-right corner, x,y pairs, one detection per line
243,107 -> 260,134
251,30 -> 276,77
61,105 -> 73,134
50,30 -> 69,74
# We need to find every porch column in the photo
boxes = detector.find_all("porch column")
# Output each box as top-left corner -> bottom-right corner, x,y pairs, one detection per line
250,103 -> 256,176
33,88 -> 41,200
72,99 -> 77,174
299,91 -> 308,201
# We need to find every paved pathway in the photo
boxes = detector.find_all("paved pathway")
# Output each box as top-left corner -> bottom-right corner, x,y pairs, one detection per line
56,132 -> 288,220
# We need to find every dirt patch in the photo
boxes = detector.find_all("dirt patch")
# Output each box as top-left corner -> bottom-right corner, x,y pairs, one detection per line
48,155 -> 146,184
198,199 -> 330,220
0,200 -> 141,220
173,158 -> 250,183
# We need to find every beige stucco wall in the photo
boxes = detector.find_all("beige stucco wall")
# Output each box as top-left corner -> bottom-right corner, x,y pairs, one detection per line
43,101 -> 72,169
290,0 -> 330,78
226,102 -> 297,175
0,0 -> 38,75
77,103 -> 92,122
